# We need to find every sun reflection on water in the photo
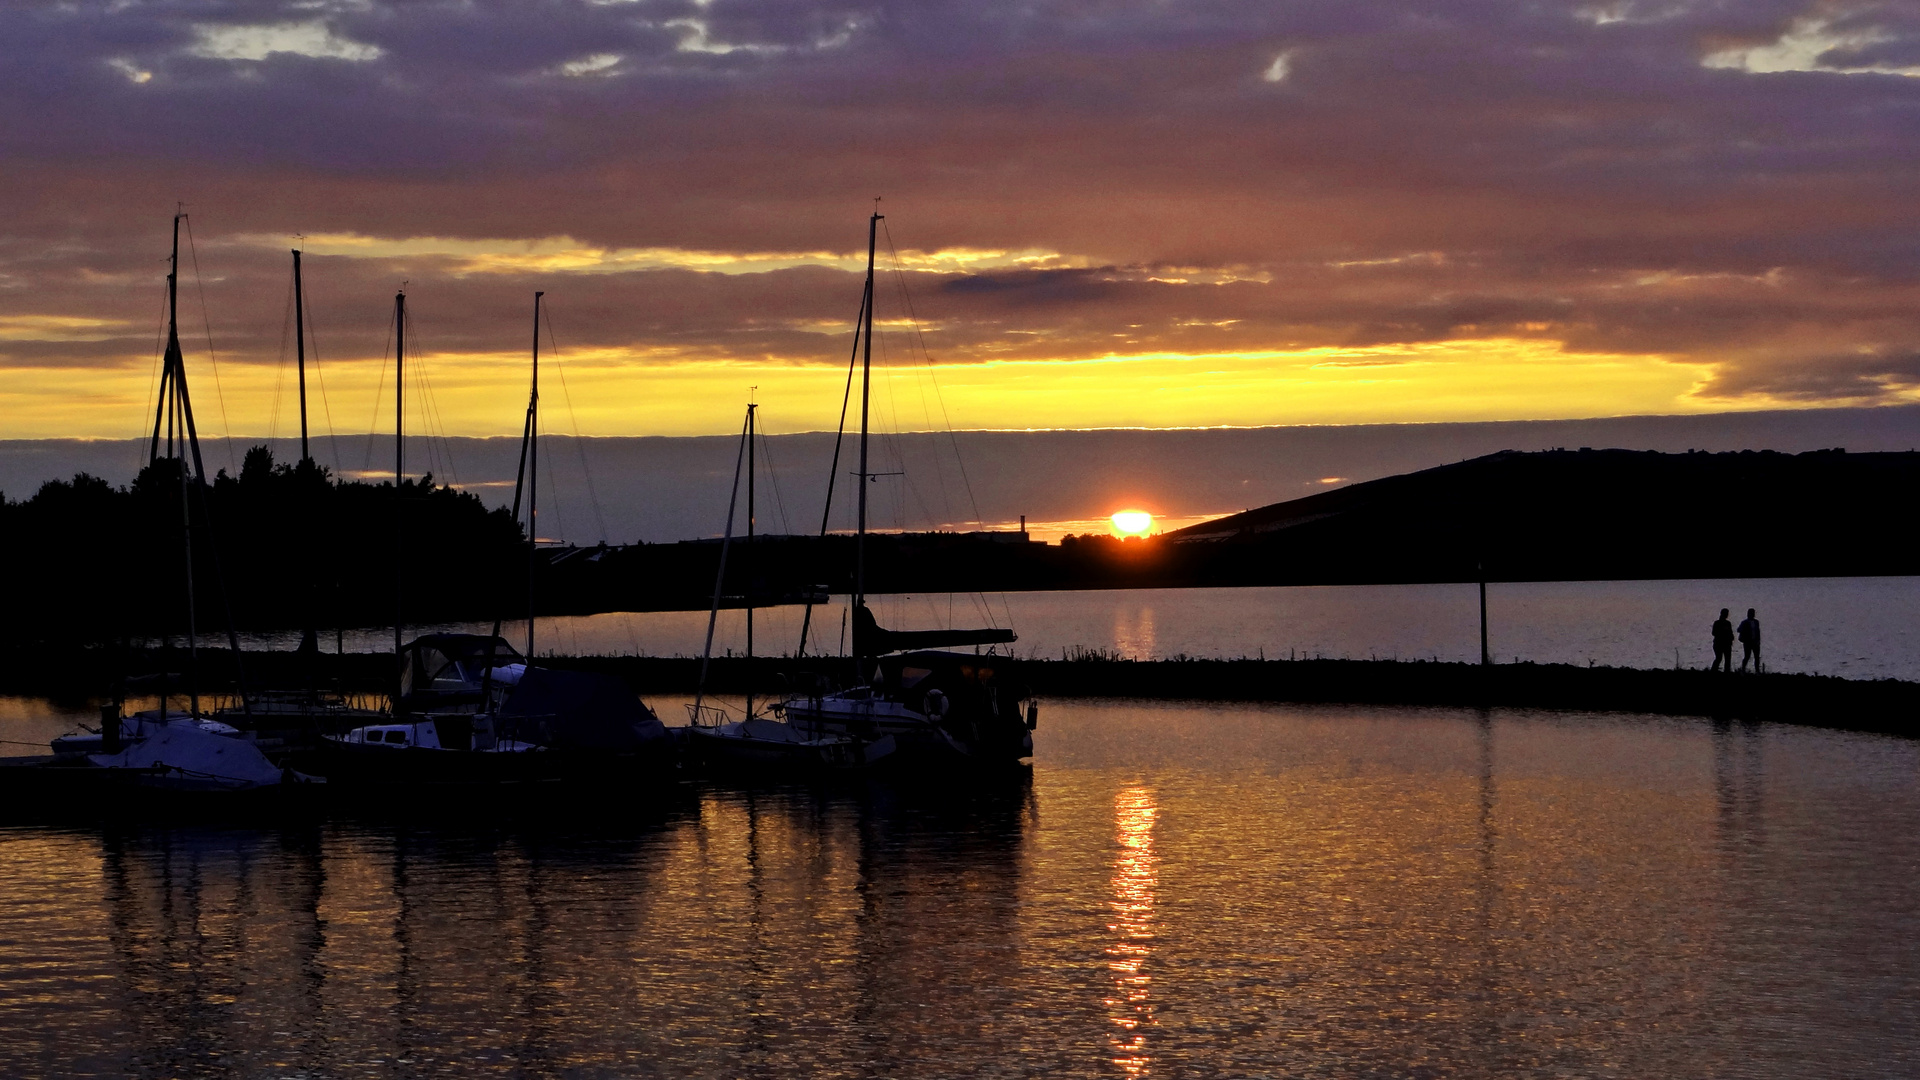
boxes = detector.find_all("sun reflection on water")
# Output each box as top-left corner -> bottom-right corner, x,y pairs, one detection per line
1113,606 -> 1157,659
1105,787 -> 1159,1076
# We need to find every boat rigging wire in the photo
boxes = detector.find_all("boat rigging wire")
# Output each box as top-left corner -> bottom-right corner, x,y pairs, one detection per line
540,302 -> 610,544
269,269 -> 296,444
182,214 -> 237,477
299,269 -> 346,473
359,297 -> 460,489
883,219 -> 990,535
754,416 -> 796,536
408,321 -> 461,488
137,274 -> 169,473
694,405 -> 752,711
881,219 -> 1013,634
795,287 -> 866,658
361,302 -> 397,477
541,420 -> 567,543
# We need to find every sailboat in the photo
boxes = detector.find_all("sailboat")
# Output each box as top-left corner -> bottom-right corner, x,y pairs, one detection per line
38,213 -> 302,798
775,212 -> 1038,769
682,400 -> 895,772
303,291 -> 671,790
216,244 -> 381,745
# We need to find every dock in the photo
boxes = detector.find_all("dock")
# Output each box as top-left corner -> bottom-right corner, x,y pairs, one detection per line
12,648 -> 1917,739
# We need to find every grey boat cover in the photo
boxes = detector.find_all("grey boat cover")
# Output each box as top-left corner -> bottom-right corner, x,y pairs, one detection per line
499,668 -> 667,751
89,725 -> 284,788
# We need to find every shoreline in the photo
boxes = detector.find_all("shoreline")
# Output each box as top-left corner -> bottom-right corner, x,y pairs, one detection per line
9,648 -> 1914,738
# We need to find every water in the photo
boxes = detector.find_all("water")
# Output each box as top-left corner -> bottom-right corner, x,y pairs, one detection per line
2,701 -> 1916,1077
244,576 -> 1920,681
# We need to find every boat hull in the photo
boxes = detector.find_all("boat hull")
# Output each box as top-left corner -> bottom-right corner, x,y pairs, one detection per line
0,756 -> 323,821
285,739 -> 678,793
782,702 -> 1032,769
684,719 -> 893,774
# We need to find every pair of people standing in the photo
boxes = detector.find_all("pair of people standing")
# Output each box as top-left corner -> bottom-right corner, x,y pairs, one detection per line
1710,608 -> 1762,673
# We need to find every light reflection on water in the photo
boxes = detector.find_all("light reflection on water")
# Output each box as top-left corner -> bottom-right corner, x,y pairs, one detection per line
1105,788 -> 1157,1076
1,701 -> 1917,1077
1111,604 -> 1157,661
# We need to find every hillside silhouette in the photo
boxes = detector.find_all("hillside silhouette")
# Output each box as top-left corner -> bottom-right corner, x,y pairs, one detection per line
1161,447 -> 1913,584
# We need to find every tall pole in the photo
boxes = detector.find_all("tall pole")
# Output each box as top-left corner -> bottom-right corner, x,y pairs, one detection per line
528,292 -> 541,661
152,215 -> 182,466
179,397 -> 199,719
854,211 -> 879,620
394,290 -> 406,670
153,219 -> 178,713
293,248 -> 309,463
745,398 -> 757,718
292,246 -> 319,660
693,407 -> 751,716
1479,561 -> 1491,666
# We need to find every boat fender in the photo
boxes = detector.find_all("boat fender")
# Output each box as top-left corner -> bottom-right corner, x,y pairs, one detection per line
924,690 -> 949,719
1026,701 -> 1039,730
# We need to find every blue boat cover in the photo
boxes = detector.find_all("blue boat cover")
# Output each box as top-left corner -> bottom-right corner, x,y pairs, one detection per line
499,668 -> 667,751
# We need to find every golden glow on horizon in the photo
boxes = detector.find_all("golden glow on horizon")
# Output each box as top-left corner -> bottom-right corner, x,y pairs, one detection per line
0,336 -> 1850,440
1110,510 -> 1154,536
233,232 -> 1086,277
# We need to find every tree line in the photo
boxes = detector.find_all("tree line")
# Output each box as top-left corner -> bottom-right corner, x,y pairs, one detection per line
0,446 -> 526,647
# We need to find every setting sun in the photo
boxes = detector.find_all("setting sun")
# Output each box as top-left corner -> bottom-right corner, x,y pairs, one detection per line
1110,510 -> 1154,537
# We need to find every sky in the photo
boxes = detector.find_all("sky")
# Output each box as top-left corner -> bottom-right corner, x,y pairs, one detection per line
3,0 -> 1920,442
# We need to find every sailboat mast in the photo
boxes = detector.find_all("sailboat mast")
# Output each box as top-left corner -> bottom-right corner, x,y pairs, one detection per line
745,399 -> 756,717
393,289 -> 405,667
156,211 -> 202,717
293,248 -> 309,463
179,398 -> 199,719
152,219 -> 177,712
692,405 -> 752,715
528,292 -> 541,661
854,211 -> 879,618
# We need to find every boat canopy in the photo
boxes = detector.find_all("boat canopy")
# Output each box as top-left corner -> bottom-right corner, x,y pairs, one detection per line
499,668 -> 668,751
851,604 -> 1016,658
399,634 -> 524,698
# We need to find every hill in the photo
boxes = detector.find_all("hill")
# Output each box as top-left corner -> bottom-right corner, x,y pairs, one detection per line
1162,447 -> 1914,584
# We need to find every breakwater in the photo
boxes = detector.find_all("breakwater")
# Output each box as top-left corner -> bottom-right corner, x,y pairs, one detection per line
14,647 -> 1917,737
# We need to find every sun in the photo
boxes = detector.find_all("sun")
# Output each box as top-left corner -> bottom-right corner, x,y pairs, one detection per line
1110,510 -> 1154,537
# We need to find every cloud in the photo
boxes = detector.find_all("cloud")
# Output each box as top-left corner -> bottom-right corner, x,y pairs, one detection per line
1695,348 -> 1920,402
2,0 -> 1920,435
191,21 -> 383,62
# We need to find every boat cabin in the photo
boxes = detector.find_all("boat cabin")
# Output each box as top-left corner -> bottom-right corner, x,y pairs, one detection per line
348,723 -> 445,749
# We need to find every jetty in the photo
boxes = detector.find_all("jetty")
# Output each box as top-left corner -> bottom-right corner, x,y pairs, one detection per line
15,647 -> 1917,740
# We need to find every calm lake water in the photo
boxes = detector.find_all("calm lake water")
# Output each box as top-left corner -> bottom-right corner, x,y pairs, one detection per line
2,701 -> 1915,1078
245,576 -> 1920,681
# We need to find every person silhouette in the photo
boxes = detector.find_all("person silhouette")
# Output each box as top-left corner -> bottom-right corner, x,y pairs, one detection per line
1711,608 -> 1734,672
1737,608 -> 1761,673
